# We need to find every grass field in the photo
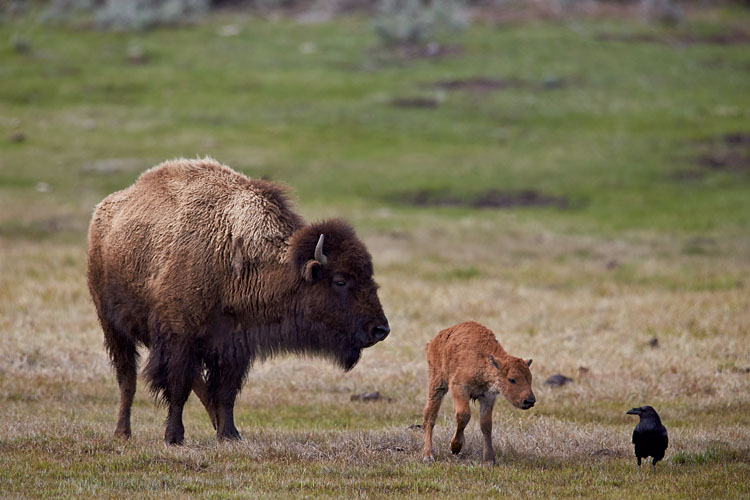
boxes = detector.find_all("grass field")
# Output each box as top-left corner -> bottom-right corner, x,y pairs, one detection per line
1,4 -> 750,498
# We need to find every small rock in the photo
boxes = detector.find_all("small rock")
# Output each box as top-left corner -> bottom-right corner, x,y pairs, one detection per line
218,24 -> 241,37
35,182 -> 50,193
126,45 -> 149,65
11,35 -> 31,54
592,448 -> 614,457
544,374 -> 573,387
648,337 -> 660,348
605,259 -> 618,270
299,41 -> 317,54
578,366 -> 590,375
541,76 -> 565,90
350,391 -> 392,402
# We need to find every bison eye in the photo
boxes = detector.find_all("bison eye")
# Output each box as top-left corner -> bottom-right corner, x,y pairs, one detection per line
508,378 -> 516,384
335,280 -> 346,287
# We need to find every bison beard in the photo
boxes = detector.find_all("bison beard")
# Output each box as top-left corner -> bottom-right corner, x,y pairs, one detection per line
88,158 -> 389,445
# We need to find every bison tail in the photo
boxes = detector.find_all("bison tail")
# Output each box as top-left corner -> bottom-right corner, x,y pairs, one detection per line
143,336 -> 200,407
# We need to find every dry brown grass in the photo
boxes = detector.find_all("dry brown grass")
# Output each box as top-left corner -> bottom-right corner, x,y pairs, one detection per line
1,212 -> 749,497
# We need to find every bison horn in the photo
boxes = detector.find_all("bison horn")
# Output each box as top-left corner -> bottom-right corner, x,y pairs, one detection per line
314,234 -> 328,266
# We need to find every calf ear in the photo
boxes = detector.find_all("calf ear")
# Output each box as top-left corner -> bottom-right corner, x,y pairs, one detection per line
526,359 -> 533,367
302,260 -> 324,283
488,354 -> 500,369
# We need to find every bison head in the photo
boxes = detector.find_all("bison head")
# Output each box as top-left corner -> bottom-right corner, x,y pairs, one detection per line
487,355 -> 535,410
289,219 -> 390,370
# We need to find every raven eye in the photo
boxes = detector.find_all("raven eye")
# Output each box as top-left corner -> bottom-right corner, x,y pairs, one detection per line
508,378 -> 516,384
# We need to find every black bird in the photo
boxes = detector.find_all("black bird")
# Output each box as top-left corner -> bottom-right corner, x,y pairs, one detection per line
626,406 -> 668,473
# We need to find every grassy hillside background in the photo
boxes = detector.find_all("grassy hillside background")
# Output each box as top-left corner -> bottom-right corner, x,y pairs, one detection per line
1,3 -> 749,498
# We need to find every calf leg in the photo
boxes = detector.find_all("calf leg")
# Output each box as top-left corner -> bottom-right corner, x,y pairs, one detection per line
422,379 -> 447,463
479,395 -> 496,465
449,383 -> 471,455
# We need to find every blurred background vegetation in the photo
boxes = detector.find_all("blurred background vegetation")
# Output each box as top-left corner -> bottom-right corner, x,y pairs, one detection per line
1,0 -> 749,237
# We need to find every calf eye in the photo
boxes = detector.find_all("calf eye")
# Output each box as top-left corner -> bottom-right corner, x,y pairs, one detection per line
508,378 -> 516,384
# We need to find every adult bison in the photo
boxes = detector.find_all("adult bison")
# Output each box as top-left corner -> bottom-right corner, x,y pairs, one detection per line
87,158 -> 390,445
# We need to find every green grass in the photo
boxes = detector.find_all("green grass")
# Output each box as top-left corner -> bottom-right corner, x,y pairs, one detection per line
2,8 -> 750,234
2,5 -> 750,499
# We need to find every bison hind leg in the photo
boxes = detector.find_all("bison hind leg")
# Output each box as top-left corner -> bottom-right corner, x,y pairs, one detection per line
102,323 -> 140,440
144,336 -> 200,445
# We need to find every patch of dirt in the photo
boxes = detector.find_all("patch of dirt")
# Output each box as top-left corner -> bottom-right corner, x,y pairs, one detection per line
430,76 -> 572,93
597,29 -> 750,46
673,132 -> 750,180
390,97 -> 439,109
397,188 -> 571,210
432,77 -> 525,92
697,132 -> 750,173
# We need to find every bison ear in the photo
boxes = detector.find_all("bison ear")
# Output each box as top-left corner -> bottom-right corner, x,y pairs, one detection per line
488,354 -> 500,369
526,359 -> 533,367
231,236 -> 244,277
302,260 -> 324,283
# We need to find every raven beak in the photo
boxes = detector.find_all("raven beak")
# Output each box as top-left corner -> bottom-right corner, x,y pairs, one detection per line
626,408 -> 640,415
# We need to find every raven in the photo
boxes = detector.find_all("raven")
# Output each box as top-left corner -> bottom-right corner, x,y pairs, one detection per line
626,406 -> 668,473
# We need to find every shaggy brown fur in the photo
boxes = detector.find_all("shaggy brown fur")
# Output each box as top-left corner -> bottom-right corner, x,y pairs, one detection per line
87,158 -> 389,445
422,321 -> 535,465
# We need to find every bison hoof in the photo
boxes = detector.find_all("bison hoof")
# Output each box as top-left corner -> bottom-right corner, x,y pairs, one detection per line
483,458 -> 496,467
165,429 -> 185,446
114,428 -> 131,440
219,428 -> 242,441
423,455 -> 435,464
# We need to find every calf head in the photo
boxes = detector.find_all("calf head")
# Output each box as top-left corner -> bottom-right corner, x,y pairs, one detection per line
487,354 -> 535,410
290,219 -> 389,371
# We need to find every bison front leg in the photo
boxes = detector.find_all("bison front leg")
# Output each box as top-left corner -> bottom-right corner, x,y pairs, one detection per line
479,395 -> 496,465
205,354 -> 246,441
449,383 -> 471,456
422,381 -> 447,463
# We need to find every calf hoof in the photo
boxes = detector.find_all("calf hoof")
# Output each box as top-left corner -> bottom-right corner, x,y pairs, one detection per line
423,455 -> 435,464
450,438 -> 464,455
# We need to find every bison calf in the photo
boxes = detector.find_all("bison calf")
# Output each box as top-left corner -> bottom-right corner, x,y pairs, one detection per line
422,321 -> 535,465
87,158 -> 389,445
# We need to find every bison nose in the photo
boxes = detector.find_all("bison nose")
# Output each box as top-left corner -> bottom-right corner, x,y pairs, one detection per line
524,396 -> 536,407
371,324 -> 390,341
